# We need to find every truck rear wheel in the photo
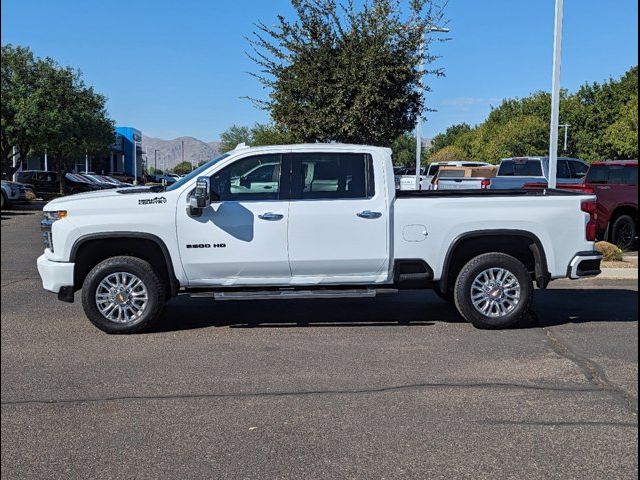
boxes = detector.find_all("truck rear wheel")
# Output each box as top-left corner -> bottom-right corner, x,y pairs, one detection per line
81,256 -> 166,334
453,253 -> 532,329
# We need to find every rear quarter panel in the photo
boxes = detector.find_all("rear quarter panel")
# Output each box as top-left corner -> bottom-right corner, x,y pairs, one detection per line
393,194 -> 594,279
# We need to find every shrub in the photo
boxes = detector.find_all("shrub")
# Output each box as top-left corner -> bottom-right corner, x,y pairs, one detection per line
595,241 -> 624,261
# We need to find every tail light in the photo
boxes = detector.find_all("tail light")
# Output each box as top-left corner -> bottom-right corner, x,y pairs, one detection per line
480,179 -> 491,189
581,200 -> 598,241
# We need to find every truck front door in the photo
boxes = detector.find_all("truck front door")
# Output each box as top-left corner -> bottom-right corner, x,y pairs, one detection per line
176,154 -> 291,286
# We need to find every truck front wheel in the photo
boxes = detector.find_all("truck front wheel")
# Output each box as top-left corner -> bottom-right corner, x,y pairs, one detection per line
81,256 -> 166,334
453,253 -> 533,329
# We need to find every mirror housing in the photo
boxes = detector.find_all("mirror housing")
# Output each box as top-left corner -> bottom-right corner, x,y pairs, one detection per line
189,176 -> 211,216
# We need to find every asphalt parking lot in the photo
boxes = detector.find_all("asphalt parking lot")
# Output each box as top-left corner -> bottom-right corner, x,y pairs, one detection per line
1,204 -> 638,479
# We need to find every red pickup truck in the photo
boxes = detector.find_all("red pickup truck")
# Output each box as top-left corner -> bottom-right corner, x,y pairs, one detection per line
525,160 -> 638,250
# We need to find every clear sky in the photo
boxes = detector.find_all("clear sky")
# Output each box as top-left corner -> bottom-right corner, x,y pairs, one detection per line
2,0 -> 638,142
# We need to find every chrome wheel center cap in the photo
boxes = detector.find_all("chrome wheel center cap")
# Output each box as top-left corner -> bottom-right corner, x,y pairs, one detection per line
471,268 -> 522,318
96,272 -> 149,324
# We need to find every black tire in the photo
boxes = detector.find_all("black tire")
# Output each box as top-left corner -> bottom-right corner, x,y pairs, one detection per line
611,215 -> 636,251
81,256 -> 165,334
453,253 -> 533,329
1,192 -> 7,209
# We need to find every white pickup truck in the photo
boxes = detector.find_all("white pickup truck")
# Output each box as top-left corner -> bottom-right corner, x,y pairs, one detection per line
37,143 -> 602,333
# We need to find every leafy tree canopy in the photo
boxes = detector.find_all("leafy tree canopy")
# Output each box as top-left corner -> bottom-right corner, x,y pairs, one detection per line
247,0 -> 447,146
171,161 -> 194,176
1,44 -> 114,178
428,66 -> 638,163
219,123 -> 295,152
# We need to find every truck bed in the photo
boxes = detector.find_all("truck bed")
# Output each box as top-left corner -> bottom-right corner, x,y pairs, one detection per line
396,188 -> 586,198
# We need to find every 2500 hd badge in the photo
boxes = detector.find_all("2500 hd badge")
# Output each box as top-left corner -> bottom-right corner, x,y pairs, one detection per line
186,243 -> 226,248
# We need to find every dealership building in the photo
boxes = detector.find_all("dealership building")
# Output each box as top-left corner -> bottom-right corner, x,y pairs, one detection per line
20,126 -> 144,181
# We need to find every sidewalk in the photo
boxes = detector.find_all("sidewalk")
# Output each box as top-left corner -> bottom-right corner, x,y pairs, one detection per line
600,252 -> 638,280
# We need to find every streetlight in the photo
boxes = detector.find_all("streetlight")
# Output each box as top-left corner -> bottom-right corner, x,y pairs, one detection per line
548,0 -> 564,189
415,25 -> 450,190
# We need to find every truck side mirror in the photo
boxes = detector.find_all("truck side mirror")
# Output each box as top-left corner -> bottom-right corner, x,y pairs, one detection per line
189,176 -> 211,216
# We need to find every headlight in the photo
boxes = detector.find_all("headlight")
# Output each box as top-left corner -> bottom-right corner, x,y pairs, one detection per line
41,211 -> 67,251
44,210 -> 68,221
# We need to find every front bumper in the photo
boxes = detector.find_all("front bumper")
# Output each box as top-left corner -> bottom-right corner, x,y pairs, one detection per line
567,251 -> 603,279
37,254 -> 75,294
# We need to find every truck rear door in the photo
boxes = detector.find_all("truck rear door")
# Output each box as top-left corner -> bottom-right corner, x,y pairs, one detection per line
286,152 -> 389,283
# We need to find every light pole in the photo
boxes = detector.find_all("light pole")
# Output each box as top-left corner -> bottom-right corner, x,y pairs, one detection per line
44,148 -> 48,171
548,0 -> 564,189
559,123 -> 570,151
85,150 -> 89,173
154,149 -> 159,174
415,25 -> 450,190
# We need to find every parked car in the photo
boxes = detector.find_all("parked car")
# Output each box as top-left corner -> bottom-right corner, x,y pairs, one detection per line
78,173 -> 130,189
64,174 -> 107,194
432,165 -> 499,190
525,160 -> 638,249
16,170 -> 61,195
155,175 -> 178,185
395,162 -> 489,191
108,172 -> 135,184
37,143 -> 601,334
488,157 -> 589,189
1,180 -> 35,208
86,174 -> 133,188
1,180 -> 21,208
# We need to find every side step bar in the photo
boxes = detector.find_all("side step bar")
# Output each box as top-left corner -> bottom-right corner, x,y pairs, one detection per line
199,288 -> 398,301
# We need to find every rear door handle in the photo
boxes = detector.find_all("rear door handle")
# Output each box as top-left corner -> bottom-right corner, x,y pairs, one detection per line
258,212 -> 284,221
357,210 -> 382,219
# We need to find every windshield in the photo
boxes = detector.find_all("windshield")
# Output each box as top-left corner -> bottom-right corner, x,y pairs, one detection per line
427,164 -> 440,176
165,153 -> 230,191
498,160 -> 543,177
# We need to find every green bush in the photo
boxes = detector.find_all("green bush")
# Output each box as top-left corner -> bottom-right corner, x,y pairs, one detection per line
595,241 -> 624,261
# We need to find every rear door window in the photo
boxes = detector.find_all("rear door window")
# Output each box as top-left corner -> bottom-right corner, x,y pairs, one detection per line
289,153 -> 374,200
586,165 -> 609,184
557,160 -> 571,179
498,160 -> 543,176
607,165 -> 638,185
569,161 -> 589,179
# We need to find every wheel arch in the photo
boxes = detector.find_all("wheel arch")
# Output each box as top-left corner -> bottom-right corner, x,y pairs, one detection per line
608,204 -> 638,232
70,232 -> 179,298
439,229 -> 550,293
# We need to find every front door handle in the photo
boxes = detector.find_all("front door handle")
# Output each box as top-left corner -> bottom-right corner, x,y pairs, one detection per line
258,212 -> 284,221
357,210 -> 382,219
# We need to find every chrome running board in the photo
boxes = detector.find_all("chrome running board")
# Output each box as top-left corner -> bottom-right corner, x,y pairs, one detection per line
210,288 -> 397,301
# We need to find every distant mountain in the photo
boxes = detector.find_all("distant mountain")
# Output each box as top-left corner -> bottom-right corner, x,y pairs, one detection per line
142,135 -> 221,172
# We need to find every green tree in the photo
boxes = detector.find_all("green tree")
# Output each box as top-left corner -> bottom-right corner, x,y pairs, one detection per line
1,44 -> 114,187
390,132 -> 429,166
219,124 -> 252,153
432,66 -> 638,163
1,45 -> 40,174
219,123 -> 295,152
429,145 -> 469,162
429,123 -> 472,153
251,123 -> 294,146
604,95 -> 638,158
172,161 -> 194,176
247,0 -> 446,145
